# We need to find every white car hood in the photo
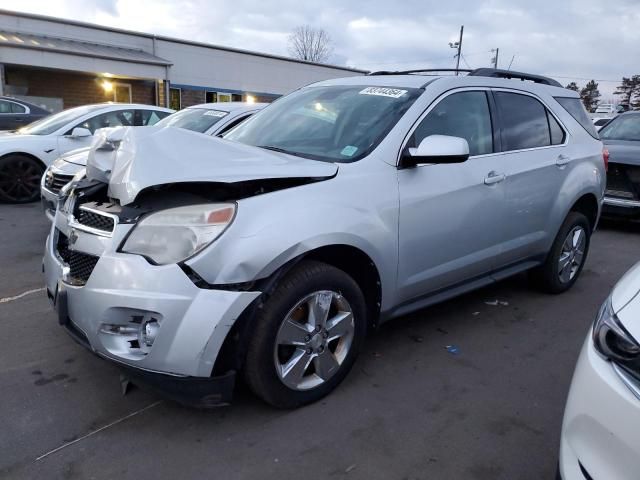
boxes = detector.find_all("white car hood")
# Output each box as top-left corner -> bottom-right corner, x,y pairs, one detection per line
85,126 -> 338,205
612,261 -> 640,314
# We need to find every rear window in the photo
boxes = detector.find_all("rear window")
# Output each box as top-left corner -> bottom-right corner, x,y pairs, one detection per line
554,97 -> 599,139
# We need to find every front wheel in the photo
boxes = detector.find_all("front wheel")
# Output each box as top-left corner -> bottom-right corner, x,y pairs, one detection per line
244,260 -> 367,408
530,211 -> 591,294
0,154 -> 44,203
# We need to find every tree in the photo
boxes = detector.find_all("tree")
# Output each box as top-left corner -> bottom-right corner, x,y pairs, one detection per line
288,25 -> 333,63
580,80 -> 601,112
614,75 -> 640,110
565,82 -> 579,92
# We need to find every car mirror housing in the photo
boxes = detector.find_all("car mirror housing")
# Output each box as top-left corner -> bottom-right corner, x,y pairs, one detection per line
402,134 -> 470,167
69,127 -> 92,138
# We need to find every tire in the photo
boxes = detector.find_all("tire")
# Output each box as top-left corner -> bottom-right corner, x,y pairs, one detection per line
0,154 -> 44,203
244,260 -> 367,408
530,212 -> 591,294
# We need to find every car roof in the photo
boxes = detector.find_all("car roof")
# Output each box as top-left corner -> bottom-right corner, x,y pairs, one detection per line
186,101 -> 267,113
310,73 -> 576,98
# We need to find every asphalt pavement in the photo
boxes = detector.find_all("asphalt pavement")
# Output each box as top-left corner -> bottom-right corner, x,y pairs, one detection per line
1,202 -> 638,480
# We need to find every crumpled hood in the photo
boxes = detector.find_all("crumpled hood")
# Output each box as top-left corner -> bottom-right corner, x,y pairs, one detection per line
603,140 -> 640,166
85,126 -> 338,205
60,147 -> 92,166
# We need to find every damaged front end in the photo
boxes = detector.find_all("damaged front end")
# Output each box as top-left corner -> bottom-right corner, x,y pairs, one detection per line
44,126 -> 337,407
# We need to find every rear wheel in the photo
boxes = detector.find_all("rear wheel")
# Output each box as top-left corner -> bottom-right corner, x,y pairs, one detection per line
244,260 -> 367,408
530,212 -> 591,293
0,155 -> 44,203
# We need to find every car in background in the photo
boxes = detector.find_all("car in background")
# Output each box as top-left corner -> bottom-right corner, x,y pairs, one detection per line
40,102 -> 264,219
559,261 -> 640,479
591,103 -> 617,116
600,112 -> 640,221
593,116 -> 613,131
0,96 -> 50,131
0,103 -> 173,203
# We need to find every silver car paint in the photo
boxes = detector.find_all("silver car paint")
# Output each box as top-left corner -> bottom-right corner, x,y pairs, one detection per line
44,74 -> 605,378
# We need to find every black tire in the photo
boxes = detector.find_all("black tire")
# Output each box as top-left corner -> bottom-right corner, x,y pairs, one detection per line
244,260 -> 367,408
530,211 -> 591,294
0,154 -> 44,203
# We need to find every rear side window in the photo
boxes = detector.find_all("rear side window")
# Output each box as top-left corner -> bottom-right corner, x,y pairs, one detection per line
411,91 -> 493,156
554,97 -> 599,139
495,92 -> 552,150
11,102 -> 26,113
548,113 -> 565,145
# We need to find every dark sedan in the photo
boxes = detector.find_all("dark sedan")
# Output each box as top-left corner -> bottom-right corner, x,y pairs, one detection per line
0,96 -> 50,130
601,112 -> 640,221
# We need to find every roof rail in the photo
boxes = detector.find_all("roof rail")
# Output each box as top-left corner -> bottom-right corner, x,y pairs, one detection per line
468,68 -> 562,87
368,68 -> 472,76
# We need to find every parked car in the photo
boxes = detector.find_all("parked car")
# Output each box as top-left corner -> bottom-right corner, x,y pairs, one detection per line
40,102 -> 265,219
44,69 -> 605,408
0,96 -> 50,131
0,103 -> 173,203
558,261 -> 640,480
600,112 -> 640,221
591,103 -> 617,116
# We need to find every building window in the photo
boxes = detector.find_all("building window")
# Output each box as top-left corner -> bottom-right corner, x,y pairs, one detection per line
205,91 -> 217,103
113,83 -> 132,103
169,87 -> 181,110
232,94 -> 243,102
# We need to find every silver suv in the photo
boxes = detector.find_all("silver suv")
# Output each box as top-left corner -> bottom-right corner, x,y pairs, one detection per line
44,68 -> 606,408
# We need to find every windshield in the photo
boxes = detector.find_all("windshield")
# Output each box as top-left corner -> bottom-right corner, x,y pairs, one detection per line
156,108 -> 229,133
225,85 -> 422,162
599,115 -> 640,141
18,105 -> 105,135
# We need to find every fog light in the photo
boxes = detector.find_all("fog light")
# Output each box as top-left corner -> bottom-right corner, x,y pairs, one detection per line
141,319 -> 160,347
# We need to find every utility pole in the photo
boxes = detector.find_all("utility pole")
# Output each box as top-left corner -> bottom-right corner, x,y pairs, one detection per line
449,25 -> 464,75
491,48 -> 499,69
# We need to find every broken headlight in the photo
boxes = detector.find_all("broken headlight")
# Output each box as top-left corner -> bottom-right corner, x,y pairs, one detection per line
121,203 -> 236,265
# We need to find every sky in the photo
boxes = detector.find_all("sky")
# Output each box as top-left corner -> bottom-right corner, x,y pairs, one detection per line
0,0 -> 638,99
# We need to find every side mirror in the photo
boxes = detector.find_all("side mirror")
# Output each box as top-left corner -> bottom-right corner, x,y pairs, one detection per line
402,135 -> 470,167
69,127 -> 92,138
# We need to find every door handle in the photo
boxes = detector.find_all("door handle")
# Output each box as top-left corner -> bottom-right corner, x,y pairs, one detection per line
556,154 -> 571,166
484,171 -> 506,185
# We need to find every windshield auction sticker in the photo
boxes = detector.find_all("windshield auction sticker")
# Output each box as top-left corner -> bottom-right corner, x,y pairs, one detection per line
204,111 -> 228,117
359,87 -> 407,98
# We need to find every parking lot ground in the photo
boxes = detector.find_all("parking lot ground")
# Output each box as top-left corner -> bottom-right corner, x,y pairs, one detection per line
1,202 -> 638,480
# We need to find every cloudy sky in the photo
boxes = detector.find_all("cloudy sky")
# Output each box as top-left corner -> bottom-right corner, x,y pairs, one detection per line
0,0 -> 637,98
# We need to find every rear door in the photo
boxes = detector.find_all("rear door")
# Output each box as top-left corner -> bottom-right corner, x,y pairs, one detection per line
396,89 -> 508,303
491,90 -> 569,269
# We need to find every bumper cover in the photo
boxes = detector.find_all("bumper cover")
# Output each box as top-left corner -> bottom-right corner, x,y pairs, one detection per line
44,221 -> 261,398
602,197 -> 640,220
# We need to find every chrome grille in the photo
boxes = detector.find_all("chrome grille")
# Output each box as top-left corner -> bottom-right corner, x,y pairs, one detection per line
45,171 -> 74,194
76,207 -> 116,233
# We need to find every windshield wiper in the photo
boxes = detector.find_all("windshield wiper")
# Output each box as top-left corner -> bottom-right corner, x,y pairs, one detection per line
257,145 -> 305,157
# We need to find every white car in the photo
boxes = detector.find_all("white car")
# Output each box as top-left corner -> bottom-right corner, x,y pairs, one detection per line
40,102 -> 264,218
559,262 -> 640,479
0,103 -> 173,203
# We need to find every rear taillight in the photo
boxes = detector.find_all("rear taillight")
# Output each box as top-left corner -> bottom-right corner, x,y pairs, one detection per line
603,148 -> 609,172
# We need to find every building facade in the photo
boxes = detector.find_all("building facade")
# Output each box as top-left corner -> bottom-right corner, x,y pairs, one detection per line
0,9 -> 365,111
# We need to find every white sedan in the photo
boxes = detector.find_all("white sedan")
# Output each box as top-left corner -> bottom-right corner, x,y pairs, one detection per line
0,103 -> 173,203
559,261 -> 640,479
40,102 -> 265,218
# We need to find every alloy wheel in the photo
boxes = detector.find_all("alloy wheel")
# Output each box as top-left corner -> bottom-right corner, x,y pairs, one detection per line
0,157 -> 42,202
558,226 -> 586,284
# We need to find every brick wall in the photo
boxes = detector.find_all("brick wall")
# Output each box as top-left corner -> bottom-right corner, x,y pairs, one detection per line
5,67 -> 156,109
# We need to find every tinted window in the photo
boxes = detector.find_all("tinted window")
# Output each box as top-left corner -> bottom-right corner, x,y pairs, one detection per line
75,110 -> 135,134
135,109 -> 170,126
554,97 -> 599,139
548,112 -> 565,145
599,115 -> 640,141
411,91 -> 493,156
495,92 -> 550,150
10,102 -> 26,113
0,100 -> 13,113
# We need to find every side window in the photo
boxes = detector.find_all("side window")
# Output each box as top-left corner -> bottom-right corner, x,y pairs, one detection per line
412,91 -> 493,156
495,92 -> 551,150
215,113 -> 253,136
0,100 -> 12,113
135,110 -> 170,126
10,102 -> 26,113
548,112 -> 565,145
75,110 -> 135,134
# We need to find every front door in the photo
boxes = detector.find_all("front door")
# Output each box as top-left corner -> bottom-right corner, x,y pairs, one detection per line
397,90 -> 507,303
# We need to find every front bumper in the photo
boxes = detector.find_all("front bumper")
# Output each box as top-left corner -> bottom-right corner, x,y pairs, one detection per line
40,185 -> 58,221
559,338 -> 640,480
44,213 -> 261,404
